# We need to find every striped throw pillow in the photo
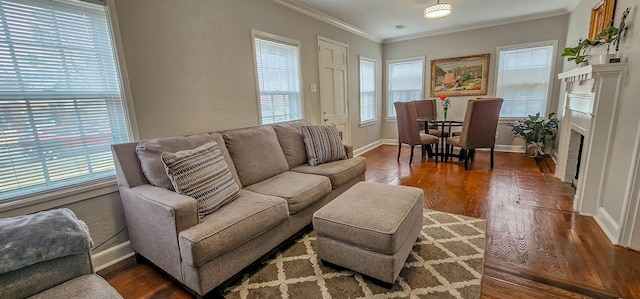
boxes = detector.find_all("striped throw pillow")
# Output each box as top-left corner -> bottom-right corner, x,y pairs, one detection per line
161,142 -> 239,220
301,125 -> 347,166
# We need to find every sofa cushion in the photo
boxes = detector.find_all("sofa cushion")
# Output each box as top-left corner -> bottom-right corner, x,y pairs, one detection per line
222,126 -> 289,186
301,125 -> 347,166
271,119 -> 312,169
178,189 -> 288,267
244,171 -> 331,214
136,134 -> 215,190
161,142 -> 240,220
291,156 -> 366,189
210,132 -> 242,188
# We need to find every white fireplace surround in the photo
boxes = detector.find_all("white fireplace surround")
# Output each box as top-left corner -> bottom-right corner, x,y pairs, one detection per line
555,63 -> 640,248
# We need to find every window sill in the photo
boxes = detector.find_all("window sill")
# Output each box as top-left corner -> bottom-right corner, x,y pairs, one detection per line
359,120 -> 378,128
0,177 -> 119,216
385,117 -> 397,123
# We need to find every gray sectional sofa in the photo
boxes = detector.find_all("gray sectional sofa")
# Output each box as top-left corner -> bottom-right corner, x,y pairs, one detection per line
111,119 -> 366,296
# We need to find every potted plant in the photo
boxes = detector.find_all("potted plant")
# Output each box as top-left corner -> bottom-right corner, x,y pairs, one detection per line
508,112 -> 559,157
562,38 -> 595,66
561,24 -> 628,65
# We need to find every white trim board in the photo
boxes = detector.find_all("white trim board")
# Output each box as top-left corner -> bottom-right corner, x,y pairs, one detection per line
363,139 -> 524,153
270,0 -> 381,43
92,241 -> 135,272
354,140 -> 382,156
595,207 -> 621,245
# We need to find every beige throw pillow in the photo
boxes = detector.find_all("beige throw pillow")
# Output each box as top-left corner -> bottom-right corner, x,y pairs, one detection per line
301,125 -> 347,166
161,142 -> 239,219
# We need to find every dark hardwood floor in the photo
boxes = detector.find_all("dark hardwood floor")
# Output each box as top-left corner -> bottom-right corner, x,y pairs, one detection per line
102,145 -> 640,298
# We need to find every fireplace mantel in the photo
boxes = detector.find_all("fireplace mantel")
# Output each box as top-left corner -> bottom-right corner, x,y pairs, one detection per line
556,63 -> 629,245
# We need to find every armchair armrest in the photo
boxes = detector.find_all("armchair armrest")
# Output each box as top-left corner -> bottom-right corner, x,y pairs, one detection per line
119,184 -> 198,281
343,144 -> 354,158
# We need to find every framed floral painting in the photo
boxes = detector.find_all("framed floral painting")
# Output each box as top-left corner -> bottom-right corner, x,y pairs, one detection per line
430,54 -> 489,97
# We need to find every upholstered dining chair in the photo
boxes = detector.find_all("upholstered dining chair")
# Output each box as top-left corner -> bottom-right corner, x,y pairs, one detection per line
413,99 -> 445,137
394,101 -> 440,164
445,98 -> 504,170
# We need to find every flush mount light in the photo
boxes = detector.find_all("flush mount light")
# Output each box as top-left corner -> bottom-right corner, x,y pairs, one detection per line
424,0 -> 453,19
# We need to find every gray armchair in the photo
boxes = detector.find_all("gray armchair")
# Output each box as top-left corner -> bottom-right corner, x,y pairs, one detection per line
0,208 -> 122,299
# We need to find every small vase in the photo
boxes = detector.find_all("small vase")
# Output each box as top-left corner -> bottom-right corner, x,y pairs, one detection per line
443,108 -> 448,121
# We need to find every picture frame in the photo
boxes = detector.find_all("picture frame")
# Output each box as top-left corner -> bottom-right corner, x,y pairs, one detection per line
588,0 -> 616,40
430,53 -> 489,97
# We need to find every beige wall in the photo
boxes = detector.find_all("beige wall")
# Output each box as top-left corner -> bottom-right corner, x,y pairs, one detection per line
382,15 -> 570,147
74,0 -> 382,255
0,0 -> 384,257
114,0 -> 383,149
560,0 -> 640,242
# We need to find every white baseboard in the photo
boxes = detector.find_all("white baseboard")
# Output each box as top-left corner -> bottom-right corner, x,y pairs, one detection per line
92,241 -> 135,272
381,139 -> 397,145
353,140 -> 382,156
494,145 -> 525,153
595,207 -> 621,245
354,139 -> 524,155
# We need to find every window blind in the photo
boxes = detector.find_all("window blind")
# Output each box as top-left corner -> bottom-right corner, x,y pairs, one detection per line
0,0 -> 130,201
359,58 -> 375,123
387,59 -> 423,118
496,45 -> 554,118
254,36 -> 301,124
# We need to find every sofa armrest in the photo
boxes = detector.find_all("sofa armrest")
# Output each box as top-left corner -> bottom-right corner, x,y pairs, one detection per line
119,185 -> 198,281
343,144 -> 354,158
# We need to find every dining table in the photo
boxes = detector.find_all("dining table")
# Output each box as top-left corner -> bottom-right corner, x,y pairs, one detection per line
417,117 -> 464,162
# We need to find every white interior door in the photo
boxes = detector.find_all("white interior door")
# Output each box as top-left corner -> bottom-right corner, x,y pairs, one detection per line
318,37 -> 350,144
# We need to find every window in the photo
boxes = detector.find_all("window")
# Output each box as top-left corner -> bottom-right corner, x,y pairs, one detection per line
0,0 -> 131,201
496,42 -> 556,118
252,31 -> 302,124
387,57 -> 425,118
359,56 -> 376,125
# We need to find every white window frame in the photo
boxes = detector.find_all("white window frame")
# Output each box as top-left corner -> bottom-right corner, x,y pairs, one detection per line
495,40 -> 557,120
359,56 -> 377,127
386,56 -> 425,121
250,29 -> 304,124
0,0 -> 137,213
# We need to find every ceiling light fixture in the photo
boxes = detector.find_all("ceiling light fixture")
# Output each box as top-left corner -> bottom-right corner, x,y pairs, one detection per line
424,0 -> 453,19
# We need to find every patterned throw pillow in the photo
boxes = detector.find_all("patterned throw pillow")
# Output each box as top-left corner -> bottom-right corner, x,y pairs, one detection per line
161,142 -> 240,220
301,125 -> 347,166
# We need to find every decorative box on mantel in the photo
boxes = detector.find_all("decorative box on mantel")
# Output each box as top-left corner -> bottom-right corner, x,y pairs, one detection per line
555,63 -> 637,246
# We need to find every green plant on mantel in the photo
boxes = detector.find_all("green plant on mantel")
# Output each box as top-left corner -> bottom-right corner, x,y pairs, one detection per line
562,38 -> 598,65
508,112 -> 559,157
562,24 -> 628,65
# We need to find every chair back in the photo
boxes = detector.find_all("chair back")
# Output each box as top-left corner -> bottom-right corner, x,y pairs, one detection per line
414,99 -> 438,120
394,101 -> 421,146
458,98 -> 504,149
414,99 -> 437,131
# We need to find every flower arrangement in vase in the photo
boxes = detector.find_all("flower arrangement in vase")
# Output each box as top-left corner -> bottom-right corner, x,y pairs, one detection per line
439,94 -> 451,121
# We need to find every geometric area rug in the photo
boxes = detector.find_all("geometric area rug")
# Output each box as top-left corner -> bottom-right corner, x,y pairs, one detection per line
222,209 -> 486,299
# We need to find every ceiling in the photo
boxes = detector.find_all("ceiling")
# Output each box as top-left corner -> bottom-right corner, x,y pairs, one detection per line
275,0 -> 581,43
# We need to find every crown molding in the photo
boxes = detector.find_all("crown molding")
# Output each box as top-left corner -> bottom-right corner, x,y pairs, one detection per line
270,0 -> 382,43
383,10 -> 569,44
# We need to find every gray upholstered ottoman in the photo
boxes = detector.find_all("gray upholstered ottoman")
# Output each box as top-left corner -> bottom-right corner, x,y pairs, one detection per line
312,181 -> 424,286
